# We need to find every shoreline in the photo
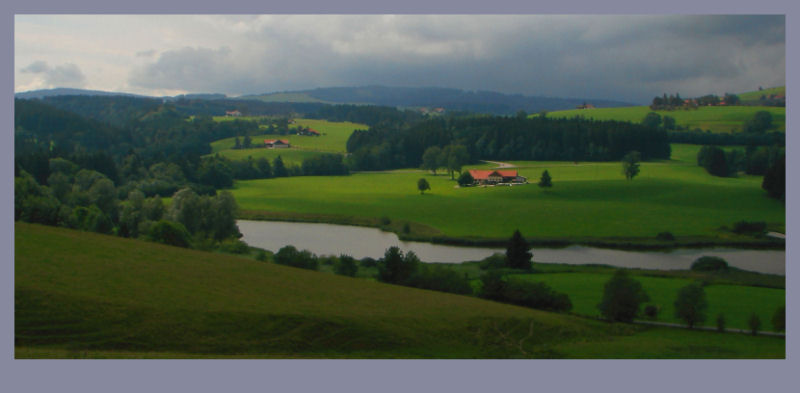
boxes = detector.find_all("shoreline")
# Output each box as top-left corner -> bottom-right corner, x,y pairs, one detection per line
237,210 -> 785,251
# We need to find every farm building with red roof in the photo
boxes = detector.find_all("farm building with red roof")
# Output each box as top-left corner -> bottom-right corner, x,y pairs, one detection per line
264,139 -> 290,148
468,170 -> 527,185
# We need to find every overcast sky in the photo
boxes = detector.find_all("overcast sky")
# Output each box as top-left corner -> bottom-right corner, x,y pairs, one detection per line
14,15 -> 784,104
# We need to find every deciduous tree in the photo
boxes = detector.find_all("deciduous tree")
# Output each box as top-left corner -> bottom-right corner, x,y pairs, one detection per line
598,269 -> 649,322
674,283 -> 708,329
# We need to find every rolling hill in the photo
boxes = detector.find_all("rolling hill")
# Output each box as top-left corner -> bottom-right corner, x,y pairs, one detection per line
15,223 -> 784,358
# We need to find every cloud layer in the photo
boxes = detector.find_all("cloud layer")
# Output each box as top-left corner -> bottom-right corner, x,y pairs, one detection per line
15,15 -> 785,103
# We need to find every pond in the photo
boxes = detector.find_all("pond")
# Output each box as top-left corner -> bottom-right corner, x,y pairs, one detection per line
237,220 -> 785,275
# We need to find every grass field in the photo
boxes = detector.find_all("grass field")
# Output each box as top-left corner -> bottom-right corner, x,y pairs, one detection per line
231,144 -> 785,243
14,223 -> 784,358
738,86 -> 785,102
547,105 -> 785,134
511,273 -> 784,331
208,118 -> 365,163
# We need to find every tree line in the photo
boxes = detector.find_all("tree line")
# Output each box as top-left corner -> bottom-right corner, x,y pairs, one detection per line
346,115 -> 671,171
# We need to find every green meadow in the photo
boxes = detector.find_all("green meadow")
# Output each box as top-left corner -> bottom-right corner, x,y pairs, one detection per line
548,105 -> 785,134
512,273 -> 784,331
232,144 -> 785,243
15,223 -> 784,358
208,118 -> 365,163
738,86 -> 785,102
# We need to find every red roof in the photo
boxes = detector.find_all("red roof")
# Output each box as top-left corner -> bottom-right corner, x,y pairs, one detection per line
264,139 -> 289,145
468,170 -> 518,180
307,128 -> 320,135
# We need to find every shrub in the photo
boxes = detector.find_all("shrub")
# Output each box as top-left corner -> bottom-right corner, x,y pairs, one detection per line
598,270 -> 649,322
402,223 -> 410,234
407,265 -> 473,295
732,221 -> 767,235
148,220 -> 191,248
479,253 -> 508,270
478,272 -> 571,312
656,231 -> 675,241
690,256 -> 729,272
748,313 -> 761,336
674,283 -> 708,329
643,305 -> 659,319
218,239 -> 249,254
255,250 -> 269,262
333,255 -> 358,277
274,245 -> 319,270
716,313 -> 726,332
359,257 -> 377,268
457,171 -> 474,187
380,216 -> 391,225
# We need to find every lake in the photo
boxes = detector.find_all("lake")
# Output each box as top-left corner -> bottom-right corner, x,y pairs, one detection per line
237,220 -> 785,275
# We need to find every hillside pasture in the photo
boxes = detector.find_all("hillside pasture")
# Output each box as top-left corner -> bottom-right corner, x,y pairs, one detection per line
547,105 -> 785,134
232,144 -> 785,241
512,273 -> 784,331
15,223 -> 784,358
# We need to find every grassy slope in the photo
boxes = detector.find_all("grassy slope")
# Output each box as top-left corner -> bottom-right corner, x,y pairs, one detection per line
513,273 -> 784,331
739,86 -> 785,102
232,144 -> 785,241
14,223 -> 784,358
547,105 -> 785,133
208,118 -> 365,163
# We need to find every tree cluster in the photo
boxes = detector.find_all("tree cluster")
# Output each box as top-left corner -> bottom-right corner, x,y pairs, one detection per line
346,115 -> 671,171
375,247 -> 472,295
478,271 -> 572,312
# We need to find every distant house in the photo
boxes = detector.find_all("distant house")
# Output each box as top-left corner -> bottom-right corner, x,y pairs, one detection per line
264,139 -> 290,148
468,170 -> 527,186
576,103 -> 595,109
297,128 -> 321,136
225,110 -> 242,117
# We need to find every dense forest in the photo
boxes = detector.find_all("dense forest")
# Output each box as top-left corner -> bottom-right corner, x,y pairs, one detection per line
346,115 -> 672,171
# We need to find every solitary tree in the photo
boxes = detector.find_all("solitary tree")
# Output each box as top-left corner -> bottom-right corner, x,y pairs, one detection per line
674,283 -> 708,329
273,155 -> 288,177
505,229 -> 533,270
748,313 -> 761,336
716,313 -> 726,333
538,170 -> 552,188
598,269 -> 650,322
621,151 -> 641,180
417,178 -> 430,194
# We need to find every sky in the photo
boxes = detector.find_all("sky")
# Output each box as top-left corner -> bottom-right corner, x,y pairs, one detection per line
14,14 -> 785,104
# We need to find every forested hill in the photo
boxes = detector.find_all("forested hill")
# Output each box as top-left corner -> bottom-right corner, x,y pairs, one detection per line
246,86 -> 635,115
346,115 -> 671,171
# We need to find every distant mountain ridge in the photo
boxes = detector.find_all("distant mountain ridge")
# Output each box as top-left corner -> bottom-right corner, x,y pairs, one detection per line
242,86 -> 635,114
17,86 -> 634,115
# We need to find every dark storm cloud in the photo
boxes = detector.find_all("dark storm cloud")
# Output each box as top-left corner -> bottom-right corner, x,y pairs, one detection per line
21,61 -> 87,88
127,15 -> 784,103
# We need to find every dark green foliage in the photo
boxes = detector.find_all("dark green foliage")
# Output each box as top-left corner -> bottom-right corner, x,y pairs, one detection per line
478,270 -> 507,301
697,146 -> 729,177
417,178 -> 430,194
732,221 -> 767,235
380,216 -> 391,225
406,264 -> 473,295
642,112 -> 662,129
457,171 -> 474,187
274,245 -> 319,270
218,239 -> 250,254
255,250 -> 269,262
402,223 -> 410,234
662,116 -> 676,130
334,255 -> 359,277
346,115 -> 670,171
478,272 -> 571,312
716,313 -> 726,332
272,156 -> 288,177
674,283 -> 708,329
643,305 -> 659,319
421,146 -> 442,175
598,270 -> 650,322
301,153 -> 349,176
479,253 -> 507,270
762,155 -> 785,200
690,256 -> 729,272
656,231 -> 675,241
359,257 -> 377,268
148,220 -> 192,248
538,170 -> 552,188
14,172 -> 61,225
621,151 -> 641,180
771,306 -> 785,332
748,313 -> 761,335
505,230 -> 532,270
744,111 -> 773,133
376,247 -> 419,285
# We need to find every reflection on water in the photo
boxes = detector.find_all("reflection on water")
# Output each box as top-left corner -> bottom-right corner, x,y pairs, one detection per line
237,220 -> 785,275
